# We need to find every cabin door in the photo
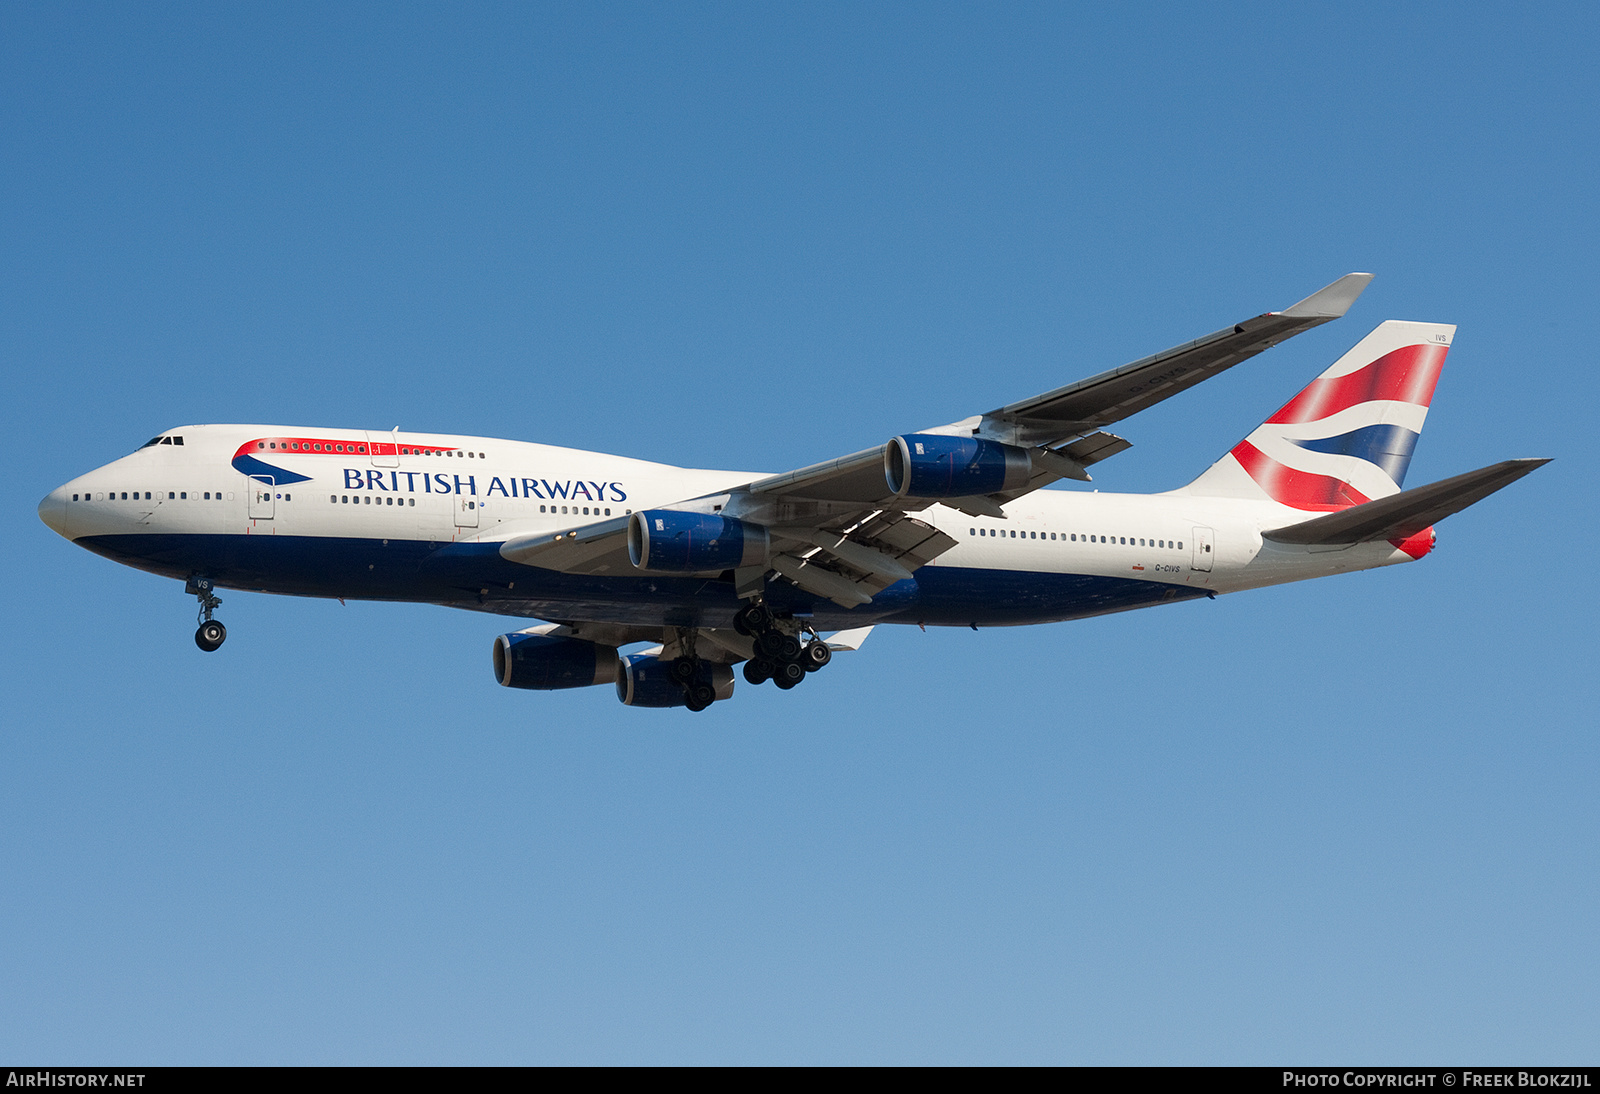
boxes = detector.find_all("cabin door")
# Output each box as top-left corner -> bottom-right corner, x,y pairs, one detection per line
366,430 -> 399,468
248,476 -> 275,520
1190,526 -> 1214,572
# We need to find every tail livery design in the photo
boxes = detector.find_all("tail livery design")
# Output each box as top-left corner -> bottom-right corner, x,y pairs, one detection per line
1185,320 -> 1453,511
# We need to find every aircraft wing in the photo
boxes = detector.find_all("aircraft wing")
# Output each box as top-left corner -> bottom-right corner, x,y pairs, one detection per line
737,272 -> 1372,511
498,504 -> 957,608
504,620 -> 876,670
974,272 -> 1374,441
501,274 -> 1373,607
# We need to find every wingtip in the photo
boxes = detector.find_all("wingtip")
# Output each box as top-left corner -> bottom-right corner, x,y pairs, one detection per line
1279,272 -> 1375,319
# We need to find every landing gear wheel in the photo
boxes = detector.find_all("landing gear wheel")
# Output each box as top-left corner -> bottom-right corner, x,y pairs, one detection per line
803,641 -> 832,672
669,657 -> 698,685
189,576 -> 225,651
743,659 -> 774,686
757,630 -> 786,658
776,634 -> 803,660
685,683 -> 716,711
734,603 -> 771,636
773,660 -> 806,689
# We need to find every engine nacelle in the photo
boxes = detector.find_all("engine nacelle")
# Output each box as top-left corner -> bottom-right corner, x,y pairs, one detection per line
493,633 -> 619,690
628,510 -> 769,572
884,434 -> 1032,499
616,654 -> 736,708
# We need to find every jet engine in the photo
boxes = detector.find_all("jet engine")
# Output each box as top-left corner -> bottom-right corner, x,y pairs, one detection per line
493,632 -> 618,690
616,653 -> 736,708
884,434 -> 1032,498
627,510 -> 769,572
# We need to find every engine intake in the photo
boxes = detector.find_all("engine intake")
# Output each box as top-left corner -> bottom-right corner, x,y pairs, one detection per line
616,654 -> 736,708
628,510 -> 769,572
885,434 -> 1032,498
493,633 -> 618,690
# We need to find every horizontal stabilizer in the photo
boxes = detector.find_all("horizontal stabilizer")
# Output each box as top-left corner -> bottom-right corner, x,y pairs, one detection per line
1262,458 -> 1550,545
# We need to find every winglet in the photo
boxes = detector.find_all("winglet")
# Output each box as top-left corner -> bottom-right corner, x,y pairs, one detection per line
1278,272 -> 1374,319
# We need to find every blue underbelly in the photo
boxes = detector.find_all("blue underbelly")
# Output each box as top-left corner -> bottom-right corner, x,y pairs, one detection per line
78,533 -> 1205,629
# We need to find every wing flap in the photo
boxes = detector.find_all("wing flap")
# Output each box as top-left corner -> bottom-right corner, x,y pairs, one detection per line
1059,430 -> 1133,467
841,511 -> 959,592
769,553 -> 873,606
766,511 -> 957,605
1262,458 -> 1550,545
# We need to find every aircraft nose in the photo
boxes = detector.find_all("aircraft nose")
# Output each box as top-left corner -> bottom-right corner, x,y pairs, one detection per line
38,487 -> 69,539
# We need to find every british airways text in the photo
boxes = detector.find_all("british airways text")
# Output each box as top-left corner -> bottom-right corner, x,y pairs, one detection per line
341,470 -> 627,502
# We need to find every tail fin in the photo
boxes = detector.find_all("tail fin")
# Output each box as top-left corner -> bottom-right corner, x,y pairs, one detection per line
1181,320 -> 1454,511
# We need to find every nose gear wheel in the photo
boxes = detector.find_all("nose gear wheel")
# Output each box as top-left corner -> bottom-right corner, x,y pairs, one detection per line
187,577 -> 227,653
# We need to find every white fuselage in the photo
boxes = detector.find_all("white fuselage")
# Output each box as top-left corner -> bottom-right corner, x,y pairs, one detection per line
40,424 -> 1424,630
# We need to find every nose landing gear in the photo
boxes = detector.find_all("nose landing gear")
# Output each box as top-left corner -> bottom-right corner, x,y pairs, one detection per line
188,577 -> 226,652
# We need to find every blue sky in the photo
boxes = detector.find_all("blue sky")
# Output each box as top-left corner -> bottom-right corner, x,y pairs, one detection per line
2,2 -> 1595,1064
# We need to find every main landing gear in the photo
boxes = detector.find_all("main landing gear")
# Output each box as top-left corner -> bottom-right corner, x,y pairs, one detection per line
668,653 -> 720,713
734,602 -> 832,692
188,577 -> 227,652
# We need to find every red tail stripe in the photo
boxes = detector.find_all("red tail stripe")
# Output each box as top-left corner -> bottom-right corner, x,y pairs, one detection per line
1231,440 -> 1372,511
1264,343 -> 1448,425
1389,527 -> 1436,560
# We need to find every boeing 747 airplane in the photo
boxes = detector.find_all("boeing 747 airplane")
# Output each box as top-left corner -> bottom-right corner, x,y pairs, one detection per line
38,274 -> 1547,710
